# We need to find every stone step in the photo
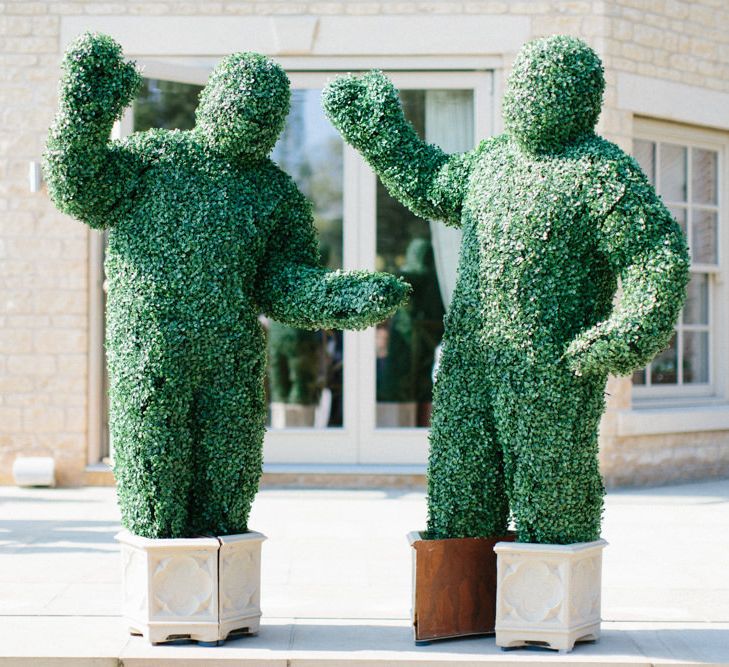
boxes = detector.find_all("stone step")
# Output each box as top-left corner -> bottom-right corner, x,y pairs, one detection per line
1,617 -> 728,666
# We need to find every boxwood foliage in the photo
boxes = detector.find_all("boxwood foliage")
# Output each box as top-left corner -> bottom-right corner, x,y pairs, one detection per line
323,35 -> 690,544
44,32 -> 409,539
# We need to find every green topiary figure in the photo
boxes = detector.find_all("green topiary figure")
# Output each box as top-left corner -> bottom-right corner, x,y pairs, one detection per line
44,33 -> 409,539
323,36 -> 690,544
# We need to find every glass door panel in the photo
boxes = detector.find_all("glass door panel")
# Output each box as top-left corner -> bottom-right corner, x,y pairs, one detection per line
375,89 -> 474,429
268,89 -> 345,429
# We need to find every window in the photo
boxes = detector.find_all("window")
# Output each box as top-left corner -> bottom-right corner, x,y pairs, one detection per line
94,67 -> 492,466
632,120 -> 726,402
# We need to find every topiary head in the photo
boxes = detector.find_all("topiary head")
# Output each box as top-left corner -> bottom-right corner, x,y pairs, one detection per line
195,52 -> 290,161
503,35 -> 604,155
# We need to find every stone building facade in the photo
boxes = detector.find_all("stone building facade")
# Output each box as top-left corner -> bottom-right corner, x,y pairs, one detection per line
1,0 -> 728,487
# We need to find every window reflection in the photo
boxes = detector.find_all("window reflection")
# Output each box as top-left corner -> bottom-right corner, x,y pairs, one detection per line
375,89 -> 472,428
267,89 -> 344,428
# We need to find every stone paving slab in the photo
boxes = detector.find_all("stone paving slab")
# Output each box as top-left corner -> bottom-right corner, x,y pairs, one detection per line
0,481 -> 728,665
1,617 -> 728,666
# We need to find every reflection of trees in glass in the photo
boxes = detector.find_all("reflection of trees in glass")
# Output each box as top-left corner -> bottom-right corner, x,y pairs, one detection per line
376,91 -> 444,417
267,91 -> 345,425
133,79 -> 202,132
272,90 -> 343,269
377,238 -> 444,404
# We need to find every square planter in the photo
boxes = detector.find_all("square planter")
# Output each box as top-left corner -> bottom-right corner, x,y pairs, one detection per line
117,530 -> 265,645
408,530 -> 515,642
494,538 -> 607,653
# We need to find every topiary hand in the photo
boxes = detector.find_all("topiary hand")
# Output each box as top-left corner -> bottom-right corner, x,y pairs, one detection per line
322,71 -> 403,152
60,32 -> 141,124
261,264 -> 411,331
562,328 -> 624,378
319,270 -> 412,330
563,324 -> 658,379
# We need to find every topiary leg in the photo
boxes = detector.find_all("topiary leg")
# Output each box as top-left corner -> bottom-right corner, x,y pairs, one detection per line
426,343 -> 509,539
496,367 -> 606,545
111,364 -> 195,539
189,351 -> 266,537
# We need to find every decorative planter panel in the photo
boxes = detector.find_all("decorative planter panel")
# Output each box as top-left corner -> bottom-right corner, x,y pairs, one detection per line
408,530 -> 515,642
219,533 -> 265,639
117,530 -> 265,645
495,538 -> 607,652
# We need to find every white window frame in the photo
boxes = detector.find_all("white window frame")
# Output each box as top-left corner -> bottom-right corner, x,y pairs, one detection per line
88,61 -> 493,467
631,118 -> 729,409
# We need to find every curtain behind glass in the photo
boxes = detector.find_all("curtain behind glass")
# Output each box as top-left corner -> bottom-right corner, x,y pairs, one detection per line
425,90 -> 474,309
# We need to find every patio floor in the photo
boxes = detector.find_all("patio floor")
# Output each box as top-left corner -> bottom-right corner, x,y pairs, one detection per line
0,479 -> 728,666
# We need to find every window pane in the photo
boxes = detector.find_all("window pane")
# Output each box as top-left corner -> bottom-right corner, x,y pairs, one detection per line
268,89 -> 345,428
692,209 -> 718,265
634,139 -> 656,185
683,273 -> 709,325
650,334 -> 678,384
683,331 -> 709,384
670,206 -> 688,239
632,368 -> 646,385
133,79 -> 202,131
376,89 -> 472,428
691,209 -> 718,264
659,143 -> 687,203
692,148 -> 718,205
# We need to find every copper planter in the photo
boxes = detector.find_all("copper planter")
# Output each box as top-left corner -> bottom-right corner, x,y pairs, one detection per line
408,530 -> 516,642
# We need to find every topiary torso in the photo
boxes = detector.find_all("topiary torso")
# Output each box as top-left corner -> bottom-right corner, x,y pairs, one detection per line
106,132 -> 293,346
456,134 -> 620,363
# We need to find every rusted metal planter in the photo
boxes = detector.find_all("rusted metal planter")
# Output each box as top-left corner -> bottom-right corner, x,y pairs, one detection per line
408,530 -> 516,642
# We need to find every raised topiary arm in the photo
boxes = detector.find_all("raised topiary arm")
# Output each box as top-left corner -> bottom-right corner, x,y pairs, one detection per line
44,32 -> 143,229
257,182 -> 411,330
322,71 -> 474,227
563,161 -> 690,377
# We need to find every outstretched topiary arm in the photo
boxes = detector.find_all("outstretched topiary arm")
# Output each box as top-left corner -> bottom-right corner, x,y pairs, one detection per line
44,32 -> 143,229
257,182 -> 411,330
322,71 -> 473,227
564,165 -> 690,377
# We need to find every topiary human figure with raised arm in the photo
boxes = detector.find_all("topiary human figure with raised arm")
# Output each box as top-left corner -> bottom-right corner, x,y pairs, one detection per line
323,35 -> 689,545
44,33 -> 409,540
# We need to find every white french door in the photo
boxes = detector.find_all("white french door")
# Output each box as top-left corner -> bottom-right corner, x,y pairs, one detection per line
103,67 -> 493,467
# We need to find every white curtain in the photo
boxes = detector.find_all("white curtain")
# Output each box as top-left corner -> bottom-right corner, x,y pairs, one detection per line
425,90 -> 474,308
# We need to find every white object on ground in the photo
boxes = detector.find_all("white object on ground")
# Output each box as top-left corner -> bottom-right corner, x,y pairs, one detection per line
12,457 -> 55,487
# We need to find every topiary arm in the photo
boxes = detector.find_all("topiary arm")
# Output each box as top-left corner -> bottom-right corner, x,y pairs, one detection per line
257,182 -> 411,330
322,71 -> 473,227
44,32 -> 143,229
564,163 -> 690,377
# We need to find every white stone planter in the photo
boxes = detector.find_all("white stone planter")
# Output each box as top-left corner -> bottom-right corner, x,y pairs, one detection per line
116,530 -> 265,645
495,538 -> 607,653
376,401 -> 417,427
270,402 -> 316,428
